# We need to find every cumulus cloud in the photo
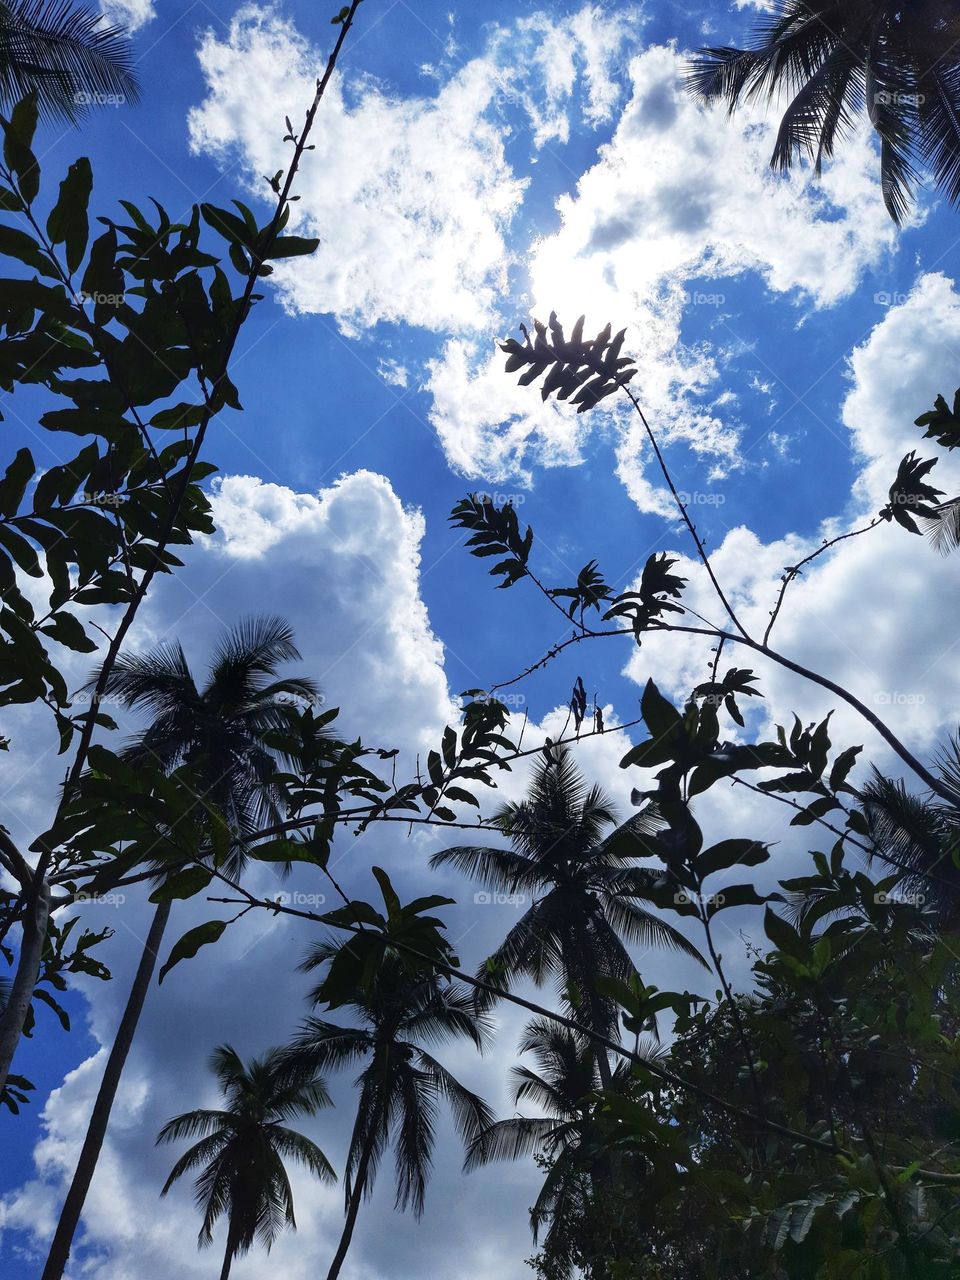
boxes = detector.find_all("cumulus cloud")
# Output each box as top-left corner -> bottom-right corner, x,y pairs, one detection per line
427,41 -> 898,488
623,275 -> 960,766
486,4 -> 641,147
100,0 -> 155,35
188,6 -> 526,336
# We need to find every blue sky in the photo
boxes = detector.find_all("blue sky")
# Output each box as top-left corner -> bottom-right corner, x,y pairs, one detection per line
3,1 -> 960,1276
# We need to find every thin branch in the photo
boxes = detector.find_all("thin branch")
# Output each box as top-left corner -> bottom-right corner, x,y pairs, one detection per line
764,517 -> 883,645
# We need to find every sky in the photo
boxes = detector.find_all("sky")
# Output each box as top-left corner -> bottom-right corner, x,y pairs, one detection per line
2,0 -> 960,1276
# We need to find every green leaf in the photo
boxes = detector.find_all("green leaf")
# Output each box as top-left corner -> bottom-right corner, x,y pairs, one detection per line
2,93 -> 40,204
697,838 -> 769,879
158,920 -> 227,984
47,158 -> 92,274
0,448 -> 34,517
261,234 -> 320,259
763,907 -> 803,956
39,612 -> 97,653
706,882 -> 768,917
149,866 -> 213,903
640,678 -> 682,741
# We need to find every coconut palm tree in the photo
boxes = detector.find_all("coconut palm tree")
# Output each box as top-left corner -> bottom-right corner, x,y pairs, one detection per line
158,1044 -> 335,1280
42,616 -> 321,1280
466,1017 -> 659,1280
287,943 -> 494,1280
466,1017 -> 603,1262
429,747 -> 705,1084
1,0 -> 139,121
861,735 -> 960,927
687,0 -> 960,223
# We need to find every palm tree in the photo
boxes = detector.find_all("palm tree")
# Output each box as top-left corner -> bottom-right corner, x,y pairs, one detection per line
687,0 -> 960,223
158,1044 -> 335,1280
429,748 -> 705,1084
861,736 -> 960,927
287,943 -> 494,1280
1,0 -> 139,121
466,1018 -> 658,1280
466,1017 -> 604,1265
42,616 -> 320,1280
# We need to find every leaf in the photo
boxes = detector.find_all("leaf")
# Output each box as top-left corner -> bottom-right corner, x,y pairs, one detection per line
158,920 -> 227,984
790,796 -> 840,826
763,907 -> 803,956
829,745 -> 862,794
2,93 -> 40,204
39,612 -> 97,653
0,448 -> 34,517
640,678 -> 682,741
261,234 -> 320,259
47,158 -> 92,274
149,866 -> 213,903
706,883 -> 768,917
697,838 -> 769,879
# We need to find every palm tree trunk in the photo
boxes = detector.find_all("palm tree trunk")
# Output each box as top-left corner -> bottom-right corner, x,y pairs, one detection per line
41,898 -> 172,1280
0,866 -> 50,1096
325,1126 -> 377,1280
219,1229 -> 235,1280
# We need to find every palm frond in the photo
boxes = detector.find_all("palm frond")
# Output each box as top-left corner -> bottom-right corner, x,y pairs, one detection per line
428,844 -> 542,894
0,0 -> 139,122
464,1115 -> 563,1171
919,498 -> 960,554
157,1108 -> 235,1145
917,62 -> 960,206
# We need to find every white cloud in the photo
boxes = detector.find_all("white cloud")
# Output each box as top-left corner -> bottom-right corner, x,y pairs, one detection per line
100,0 -> 155,35
623,275 -> 960,766
377,358 -> 408,389
188,6 -> 525,337
486,4 -> 641,148
427,41 -> 899,488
